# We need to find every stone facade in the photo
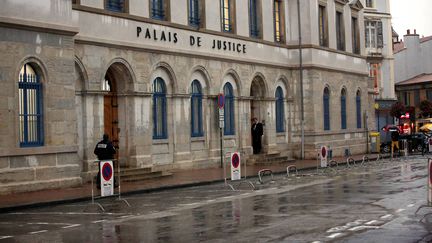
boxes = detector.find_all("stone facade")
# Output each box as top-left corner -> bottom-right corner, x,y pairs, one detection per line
0,0 -> 374,194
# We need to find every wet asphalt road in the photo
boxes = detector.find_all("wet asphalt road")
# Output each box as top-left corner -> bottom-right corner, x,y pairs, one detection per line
1,156 -> 432,242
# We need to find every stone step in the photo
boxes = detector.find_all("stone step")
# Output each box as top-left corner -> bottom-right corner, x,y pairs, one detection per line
0,177 -> 82,195
120,171 -> 172,182
114,167 -> 152,176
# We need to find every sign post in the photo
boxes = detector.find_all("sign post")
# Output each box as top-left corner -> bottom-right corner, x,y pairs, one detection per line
231,152 -> 241,180
218,93 -> 225,168
100,160 -> 114,197
320,146 -> 328,168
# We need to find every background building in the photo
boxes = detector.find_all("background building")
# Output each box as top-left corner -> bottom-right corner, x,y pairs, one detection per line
394,30 -> 432,129
363,0 -> 396,141
0,0 -> 372,194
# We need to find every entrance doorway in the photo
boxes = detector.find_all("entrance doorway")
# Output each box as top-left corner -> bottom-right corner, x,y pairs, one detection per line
103,74 -> 119,161
250,76 -> 267,152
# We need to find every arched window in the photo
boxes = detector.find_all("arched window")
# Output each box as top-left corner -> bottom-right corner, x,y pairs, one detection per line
323,87 -> 330,130
19,64 -> 44,146
341,89 -> 347,129
153,77 -> 167,139
275,87 -> 285,132
223,83 -> 235,135
191,80 -> 203,137
356,90 -> 362,128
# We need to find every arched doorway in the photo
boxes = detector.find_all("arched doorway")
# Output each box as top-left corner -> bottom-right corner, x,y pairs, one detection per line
102,62 -> 132,164
103,69 -> 119,161
250,75 -> 267,152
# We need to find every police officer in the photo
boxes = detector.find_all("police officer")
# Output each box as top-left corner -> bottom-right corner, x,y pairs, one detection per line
94,134 -> 116,189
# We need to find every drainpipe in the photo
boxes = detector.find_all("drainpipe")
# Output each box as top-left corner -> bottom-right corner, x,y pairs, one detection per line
297,0 -> 305,159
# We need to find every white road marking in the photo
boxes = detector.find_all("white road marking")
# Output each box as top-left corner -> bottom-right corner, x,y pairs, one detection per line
0,236 -> 13,240
396,208 -> 405,213
365,220 -> 379,225
311,241 -> 322,243
92,220 -> 107,223
407,204 -> 415,208
327,226 -> 348,233
380,214 -> 393,219
327,233 -> 343,239
29,230 -> 48,234
62,224 -> 80,229
349,226 -> 379,231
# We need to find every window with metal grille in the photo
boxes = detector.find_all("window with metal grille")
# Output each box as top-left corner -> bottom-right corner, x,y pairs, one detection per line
153,77 -> 167,139
336,11 -> 345,51
249,0 -> 259,38
274,0 -> 283,42
221,0 -> 232,32
19,64 -> 44,147
323,87 -> 330,130
191,80 -> 203,137
318,5 -> 328,47
341,89 -> 347,129
356,90 -> 361,129
106,0 -> 125,12
223,83 -> 235,135
275,87 -> 285,132
151,0 -> 165,20
189,0 -> 200,27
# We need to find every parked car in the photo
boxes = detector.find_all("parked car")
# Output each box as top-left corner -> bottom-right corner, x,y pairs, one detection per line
380,133 -> 427,153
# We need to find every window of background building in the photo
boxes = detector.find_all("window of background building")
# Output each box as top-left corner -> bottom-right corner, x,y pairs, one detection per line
369,63 -> 381,94
427,89 -> 432,101
341,89 -> 347,129
249,0 -> 260,38
365,20 -> 383,49
153,77 -> 167,139
221,0 -> 235,33
223,83 -> 235,135
191,80 -> 203,137
414,90 -> 420,106
352,17 -> 360,54
356,90 -> 361,129
106,0 -> 127,13
404,92 -> 411,106
336,11 -> 345,51
366,0 -> 374,8
274,0 -> 285,43
188,0 -> 201,27
151,0 -> 169,20
318,5 -> 328,47
19,64 -> 44,147
323,87 -> 330,130
275,87 -> 285,132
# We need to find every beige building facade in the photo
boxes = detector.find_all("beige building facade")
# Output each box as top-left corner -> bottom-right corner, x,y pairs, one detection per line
0,0 -> 373,194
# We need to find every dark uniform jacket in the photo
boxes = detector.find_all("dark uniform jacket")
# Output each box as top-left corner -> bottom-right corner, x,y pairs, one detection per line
94,139 -> 116,160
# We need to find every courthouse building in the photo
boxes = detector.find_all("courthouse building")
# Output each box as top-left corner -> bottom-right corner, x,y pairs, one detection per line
0,0 -> 372,193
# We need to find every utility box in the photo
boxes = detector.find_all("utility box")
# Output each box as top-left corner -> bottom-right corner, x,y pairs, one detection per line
369,132 -> 380,153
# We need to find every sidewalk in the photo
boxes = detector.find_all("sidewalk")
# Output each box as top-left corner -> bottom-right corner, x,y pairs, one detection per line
0,154 -> 377,212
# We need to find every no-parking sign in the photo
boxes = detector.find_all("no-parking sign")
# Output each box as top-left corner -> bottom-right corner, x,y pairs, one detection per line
231,152 -> 241,180
100,160 -> 114,197
320,146 -> 328,168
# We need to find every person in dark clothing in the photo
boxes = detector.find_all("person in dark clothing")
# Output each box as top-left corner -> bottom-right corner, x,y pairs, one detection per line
251,118 -> 264,154
391,130 -> 399,155
94,134 -> 116,188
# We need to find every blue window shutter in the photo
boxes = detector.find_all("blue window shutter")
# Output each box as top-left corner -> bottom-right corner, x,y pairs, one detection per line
152,0 -> 165,20
191,80 -> 203,137
341,94 -> 346,129
249,0 -> 259,37
356,95 -> 361,128
153,78 -> 167,139
106,0 -> 125,12
224,83 -> 235,135
189,0 -> 200,27
323,89 -> 330,130
275,87 -> 285,132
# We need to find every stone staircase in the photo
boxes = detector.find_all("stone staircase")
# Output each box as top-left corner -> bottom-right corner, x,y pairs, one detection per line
115,167 -> 172,182
247,151 -> 295,165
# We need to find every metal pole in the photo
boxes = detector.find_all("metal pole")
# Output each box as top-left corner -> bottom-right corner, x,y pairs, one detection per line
297,0 -> 305,159
220,127 -> 223,168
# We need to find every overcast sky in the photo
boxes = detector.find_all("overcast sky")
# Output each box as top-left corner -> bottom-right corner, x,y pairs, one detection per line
391,0 -> 432,37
